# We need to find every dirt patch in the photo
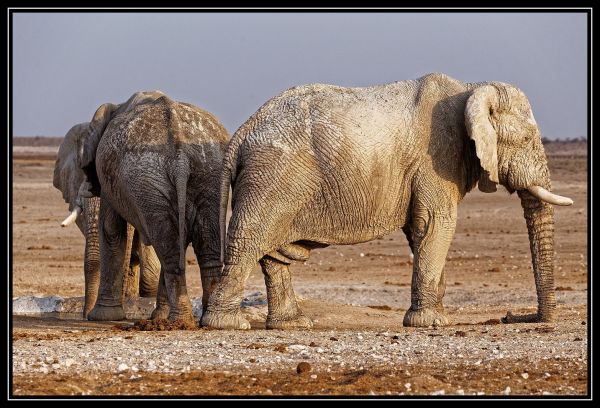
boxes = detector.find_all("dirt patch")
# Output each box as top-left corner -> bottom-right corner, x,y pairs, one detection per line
115,319 -> 200,332
12,359 -> 587,396
367,305 -> 393,311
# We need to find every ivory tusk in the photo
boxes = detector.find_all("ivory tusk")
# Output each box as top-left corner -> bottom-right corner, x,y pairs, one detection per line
527,186 -> 573,206
61,206 -> 82,227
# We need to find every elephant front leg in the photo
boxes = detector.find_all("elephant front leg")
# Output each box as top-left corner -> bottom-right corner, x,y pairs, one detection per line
403,204 -> 456,327
87,202 -> 127,321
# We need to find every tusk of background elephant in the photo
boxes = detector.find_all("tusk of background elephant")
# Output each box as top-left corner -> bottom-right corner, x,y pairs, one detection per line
61,206 -> 82,227
527,186 -> 573,206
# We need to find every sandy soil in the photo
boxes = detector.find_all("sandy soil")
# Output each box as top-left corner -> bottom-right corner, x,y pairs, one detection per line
11,140 -> 588,397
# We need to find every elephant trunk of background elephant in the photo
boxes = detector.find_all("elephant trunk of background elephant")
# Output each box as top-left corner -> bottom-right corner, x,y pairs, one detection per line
83,197 -> 101,318
505,190 -> 557,323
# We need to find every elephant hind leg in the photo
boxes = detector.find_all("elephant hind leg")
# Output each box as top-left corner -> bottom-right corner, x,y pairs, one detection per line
148,223 -> 195,327
150,269 -> 169,320
200,261 -> 252,330
260,256 -> 312,330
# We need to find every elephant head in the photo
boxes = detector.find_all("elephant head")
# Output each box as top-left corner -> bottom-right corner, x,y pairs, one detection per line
77,90 -> 166,197
464,83 -> 573,322
53,122 -> 102,316
53,122 -> 91,228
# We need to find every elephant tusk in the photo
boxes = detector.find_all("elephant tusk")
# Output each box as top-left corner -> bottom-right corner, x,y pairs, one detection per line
61,206 -> 82,227
527,186 -> 573,206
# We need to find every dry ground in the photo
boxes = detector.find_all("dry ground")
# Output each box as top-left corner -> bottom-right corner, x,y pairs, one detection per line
11,139 -> 588,397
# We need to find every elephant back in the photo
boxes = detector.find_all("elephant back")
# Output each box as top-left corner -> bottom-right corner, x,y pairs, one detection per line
102,97 -> 229,150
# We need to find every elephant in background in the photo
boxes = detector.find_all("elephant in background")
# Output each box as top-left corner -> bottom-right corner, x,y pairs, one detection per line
79,94 -> 229,324
53,94 -> 165,318
201,72 -> 573,330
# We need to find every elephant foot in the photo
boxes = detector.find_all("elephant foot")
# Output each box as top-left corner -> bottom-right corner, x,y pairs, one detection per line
168,311 -> 196,325
266,313 -> 313,330
87,304 -> 125,321
150,305 -> 169,320
502,310 -> 555,323
200,310 -> 251,330
403,307 -> 451,327
83,306 -> 93,319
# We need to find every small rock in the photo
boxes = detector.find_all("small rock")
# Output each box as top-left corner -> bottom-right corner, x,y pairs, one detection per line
521,372 -> 529,379
64,358 -> 75,368
368,390 -> 375,395
117,363 -> 129,372
274,344 -> 288,353
329,337 -> 338,341
477,391 -> 485,395
289,344 -> 307,352
310,374 -> 318,379
501,386 -> 511,395
264,389 -> 273,395
542,391 -> 552,395
131,366 -> 139,372
316,348 -> 324,353
456,389 -> 465,395
51,363 -> 60,370
45,357 -> 55,364
404,383 -> 411,389
297,362 -> 312,374
544,372 -> 551,378
455,330 -> 467,337
431,390 -> 445,396
309,342 -> 318,347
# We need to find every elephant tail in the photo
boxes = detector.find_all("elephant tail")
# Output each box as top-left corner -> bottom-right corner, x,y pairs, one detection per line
219,155 -> 231,264
175,155 -> 190,273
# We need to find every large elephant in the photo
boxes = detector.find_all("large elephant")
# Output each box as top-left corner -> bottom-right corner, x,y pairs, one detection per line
53,122 -> 161,318
201,73 -> 573,330
79,94 -> 229,324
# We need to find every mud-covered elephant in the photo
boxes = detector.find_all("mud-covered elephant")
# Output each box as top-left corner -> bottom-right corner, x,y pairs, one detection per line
53,122 -> 161,318
78,93 -> 229,324
201,72 -> 573,330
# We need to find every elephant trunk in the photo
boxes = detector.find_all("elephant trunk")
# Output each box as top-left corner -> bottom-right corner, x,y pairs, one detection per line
505,190 -> 557,323
83,197 -> 101,318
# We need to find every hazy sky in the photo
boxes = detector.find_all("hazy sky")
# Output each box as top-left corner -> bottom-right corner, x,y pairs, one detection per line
12,12 -> 587,139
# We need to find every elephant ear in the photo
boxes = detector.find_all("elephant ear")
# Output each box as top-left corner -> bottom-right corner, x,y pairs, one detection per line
464,85 -> 500,193
53,123 -> 88,211
78,102 -> 120,196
